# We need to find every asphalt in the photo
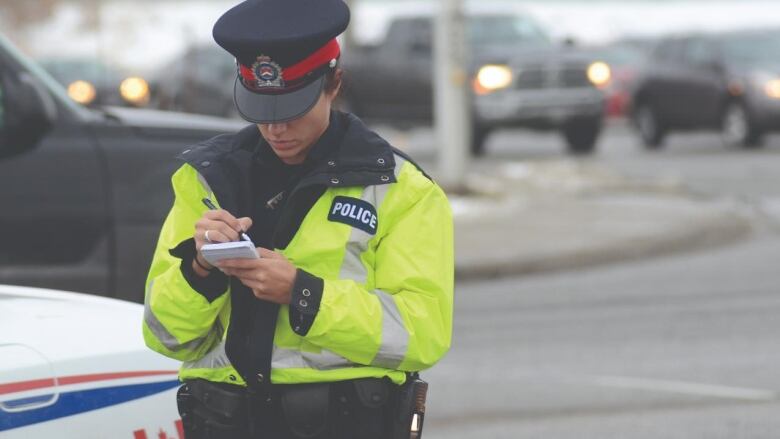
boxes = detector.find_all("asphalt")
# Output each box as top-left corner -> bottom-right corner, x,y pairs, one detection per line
446,160 -> 754,279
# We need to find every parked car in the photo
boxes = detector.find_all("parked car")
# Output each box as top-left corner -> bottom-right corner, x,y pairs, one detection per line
0,33 -> 244,303
149,44 -> 237,118
630,28 -> 780,149
342,12 -> 610,155
0,284 -> 181,437
582,41 -> 651,118
38,58 -> 151,108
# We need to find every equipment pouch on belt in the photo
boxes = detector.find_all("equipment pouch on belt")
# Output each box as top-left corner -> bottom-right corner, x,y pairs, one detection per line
178,379 -> 248,438
280,382 -> 330,438
188,379 -> 246,420
352,377 -> 391,409
392,374 -> 428,439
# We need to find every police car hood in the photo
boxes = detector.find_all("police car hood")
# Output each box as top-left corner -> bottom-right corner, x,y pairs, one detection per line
102,106 -> 246,136
0,285 -> 181,435
0,284 -> 178,367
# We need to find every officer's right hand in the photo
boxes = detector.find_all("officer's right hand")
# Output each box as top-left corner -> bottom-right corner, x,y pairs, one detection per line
193,210 -> 252,272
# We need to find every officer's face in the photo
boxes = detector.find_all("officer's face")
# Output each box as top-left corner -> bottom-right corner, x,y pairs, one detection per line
258,85 -> 339,165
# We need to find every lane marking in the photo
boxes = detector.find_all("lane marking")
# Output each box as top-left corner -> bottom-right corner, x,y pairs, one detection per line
435,365 -> 779,402
580,374 -> 778,402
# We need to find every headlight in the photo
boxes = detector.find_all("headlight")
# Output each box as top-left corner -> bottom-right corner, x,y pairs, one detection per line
120,76 -> 150,106
67,80 -> 97,105
474,65 -> 513,94
587,61 -> 611,88
765,79 -> 780,99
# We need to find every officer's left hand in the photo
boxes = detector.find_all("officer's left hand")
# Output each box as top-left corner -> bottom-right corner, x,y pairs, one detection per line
216,248 -> 295,304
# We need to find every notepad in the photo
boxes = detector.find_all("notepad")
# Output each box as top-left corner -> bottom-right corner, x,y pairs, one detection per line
200,240 -> 259,266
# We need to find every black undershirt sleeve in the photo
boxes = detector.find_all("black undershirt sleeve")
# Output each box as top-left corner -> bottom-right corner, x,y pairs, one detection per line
170,238 -> 229,303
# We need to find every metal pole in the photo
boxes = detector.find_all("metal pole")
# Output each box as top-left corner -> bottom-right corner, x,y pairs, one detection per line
434,0 -> 469,192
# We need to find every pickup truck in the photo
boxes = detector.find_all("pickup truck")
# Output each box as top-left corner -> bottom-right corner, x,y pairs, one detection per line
343,13 -> 609,155
0,34 -> 244,303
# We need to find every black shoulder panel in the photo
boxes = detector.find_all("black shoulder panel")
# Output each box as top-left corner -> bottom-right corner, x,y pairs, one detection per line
391,147 -> 433,182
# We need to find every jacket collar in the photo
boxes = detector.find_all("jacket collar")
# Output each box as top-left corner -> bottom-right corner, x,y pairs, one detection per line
176,111 -> 398,213
252,110 -> 344,168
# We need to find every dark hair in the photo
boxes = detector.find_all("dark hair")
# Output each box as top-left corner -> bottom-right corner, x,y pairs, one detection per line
324,65 -> 343,94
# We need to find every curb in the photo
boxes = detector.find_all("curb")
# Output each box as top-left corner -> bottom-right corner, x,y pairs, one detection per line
453,197 -> 753,280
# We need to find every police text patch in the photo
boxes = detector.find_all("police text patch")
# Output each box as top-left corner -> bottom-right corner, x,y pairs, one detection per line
328,196 -> 378,235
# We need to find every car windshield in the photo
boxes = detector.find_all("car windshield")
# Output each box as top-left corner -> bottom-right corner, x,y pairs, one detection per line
0,34 -> 91,118
468,15 -> 551,47
593,46 -> 645,66
187,47 -> 235,82
720,30 -> 780,64
40,59 -> 123,84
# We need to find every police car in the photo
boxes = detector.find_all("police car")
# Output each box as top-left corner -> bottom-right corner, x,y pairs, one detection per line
0,285 -> 182,438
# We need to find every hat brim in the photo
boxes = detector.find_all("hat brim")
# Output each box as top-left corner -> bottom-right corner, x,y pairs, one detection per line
234,75 -> 324,124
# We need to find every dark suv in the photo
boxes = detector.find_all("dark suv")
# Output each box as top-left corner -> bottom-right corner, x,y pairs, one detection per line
344,13 -> 608,156
150,44 -> 237,118
0,34 -> 243,303
631,29 -> 780,149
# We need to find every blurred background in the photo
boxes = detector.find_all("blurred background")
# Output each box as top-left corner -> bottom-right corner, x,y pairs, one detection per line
2,0 -> 780,438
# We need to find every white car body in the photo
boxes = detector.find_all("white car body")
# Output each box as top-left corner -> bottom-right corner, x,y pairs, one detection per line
0,285 -> 182,438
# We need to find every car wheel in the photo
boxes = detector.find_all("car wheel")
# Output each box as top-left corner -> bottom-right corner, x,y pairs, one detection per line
721,102 -> 763,148
634,103 -> 666,149
562,116 -> 601,155
470,125 -> 490,157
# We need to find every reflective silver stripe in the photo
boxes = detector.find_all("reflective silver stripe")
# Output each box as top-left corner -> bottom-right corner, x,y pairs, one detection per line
335,156 -> 409,369
144,279 -> 215,353
338,183 -> 377,283
339,227 -> 372,283
370,289 -> 409,369
197,171 -> 213,198
272,346 -> 355,370
338,156 -> 406,283
183,339 -> 231,370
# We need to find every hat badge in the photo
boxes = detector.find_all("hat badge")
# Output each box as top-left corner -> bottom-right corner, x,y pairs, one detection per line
251,55 -> 285,88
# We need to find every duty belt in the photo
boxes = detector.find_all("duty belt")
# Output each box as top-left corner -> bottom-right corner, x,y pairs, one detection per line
179,376 -> 426,439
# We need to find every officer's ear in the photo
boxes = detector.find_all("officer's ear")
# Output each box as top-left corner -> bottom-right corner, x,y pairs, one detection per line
324,68 -> 343,100
333,69 -> 343,95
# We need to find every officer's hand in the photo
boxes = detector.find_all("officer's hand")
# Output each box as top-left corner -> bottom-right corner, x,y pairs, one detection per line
193,210 -> 252,273
216,248 -> 295,305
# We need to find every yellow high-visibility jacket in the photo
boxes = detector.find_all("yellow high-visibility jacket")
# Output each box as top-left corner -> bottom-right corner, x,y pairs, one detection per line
143,113 -> 453,387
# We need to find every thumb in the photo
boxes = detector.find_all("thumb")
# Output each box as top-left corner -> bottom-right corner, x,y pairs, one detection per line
237,217 -> 253,233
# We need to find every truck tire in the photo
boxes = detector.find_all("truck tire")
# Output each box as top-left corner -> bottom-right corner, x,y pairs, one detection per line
634,102 -> 666,149
721,102 -> 764,148
562,116 -> 601,155
471,125 -> 490,157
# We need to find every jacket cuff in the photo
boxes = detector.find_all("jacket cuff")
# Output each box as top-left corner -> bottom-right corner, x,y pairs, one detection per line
170,238 -> 228,303
289,269 -> 323,336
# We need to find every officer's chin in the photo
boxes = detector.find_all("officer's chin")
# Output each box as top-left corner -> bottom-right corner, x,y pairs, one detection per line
271,145 -> 308,164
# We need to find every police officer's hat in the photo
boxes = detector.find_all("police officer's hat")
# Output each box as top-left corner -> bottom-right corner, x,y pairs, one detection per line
213,0 -> 350,123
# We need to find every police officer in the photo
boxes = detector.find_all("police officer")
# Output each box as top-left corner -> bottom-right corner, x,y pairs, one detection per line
143,0 -> 453,437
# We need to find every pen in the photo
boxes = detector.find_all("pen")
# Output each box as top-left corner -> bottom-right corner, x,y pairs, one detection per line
201,197 -> 252,242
